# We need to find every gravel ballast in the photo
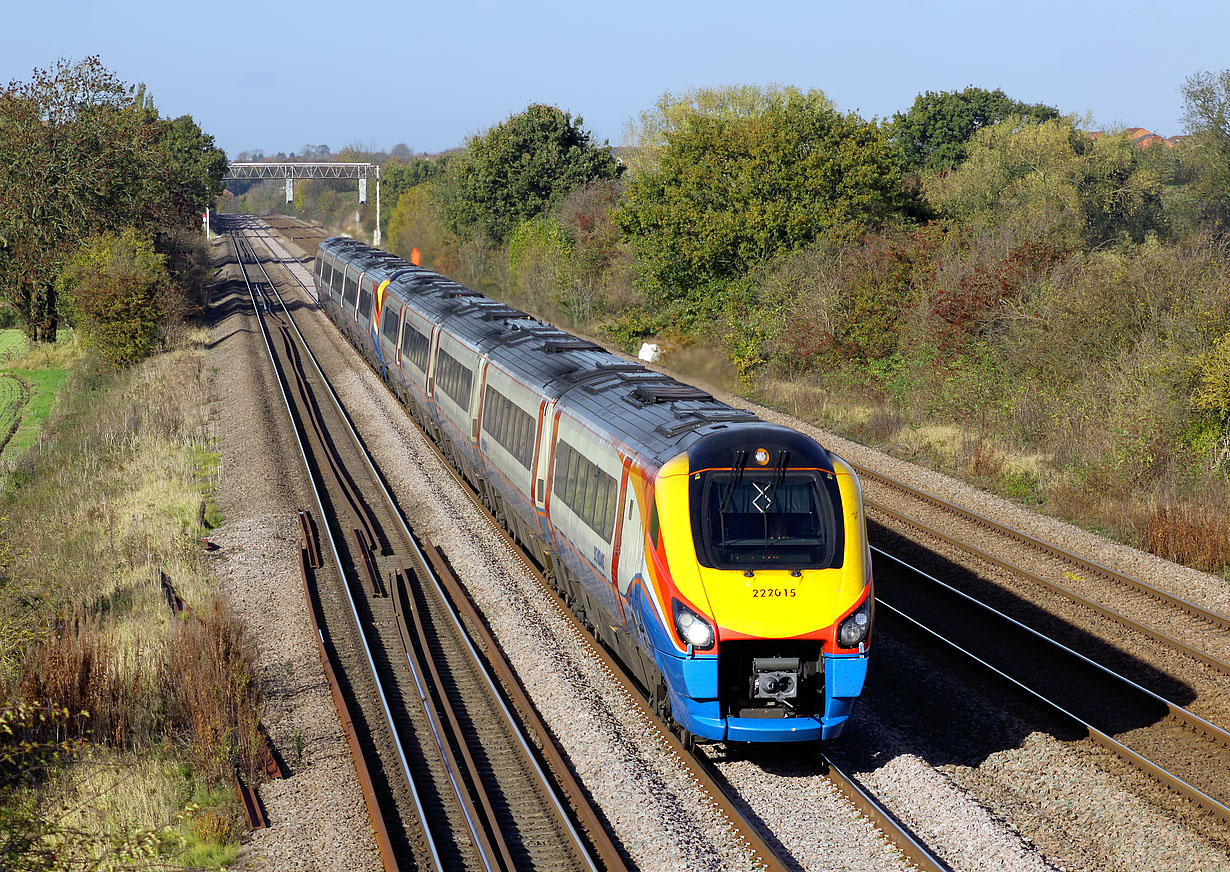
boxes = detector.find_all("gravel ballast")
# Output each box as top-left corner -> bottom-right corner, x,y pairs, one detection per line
205,241 -> 381,871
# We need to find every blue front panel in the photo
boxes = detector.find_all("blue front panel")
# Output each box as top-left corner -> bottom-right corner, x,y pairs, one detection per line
726,716 -> 824,743
820,652 -> 868,740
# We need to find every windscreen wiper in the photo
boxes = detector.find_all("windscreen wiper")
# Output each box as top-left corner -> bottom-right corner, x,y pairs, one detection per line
762,450 -> 791,511
720,449 -> 749,518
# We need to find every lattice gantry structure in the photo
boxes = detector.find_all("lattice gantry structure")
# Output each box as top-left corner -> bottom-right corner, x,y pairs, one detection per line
223,162 -> 383,245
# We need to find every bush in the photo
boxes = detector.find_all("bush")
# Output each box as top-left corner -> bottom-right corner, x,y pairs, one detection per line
161,601 -> 263,785
57,228 -> 173,367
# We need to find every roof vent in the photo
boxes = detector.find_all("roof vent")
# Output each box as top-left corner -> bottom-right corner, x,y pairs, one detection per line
482,307 -> 526,321
630,384 -> 713,405
544,339 -> 601,353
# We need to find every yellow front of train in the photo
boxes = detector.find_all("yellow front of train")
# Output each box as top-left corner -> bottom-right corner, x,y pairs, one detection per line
644,423 -> 872,742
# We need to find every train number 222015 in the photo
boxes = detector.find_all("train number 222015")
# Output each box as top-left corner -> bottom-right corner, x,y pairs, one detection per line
751,588 -> 797,598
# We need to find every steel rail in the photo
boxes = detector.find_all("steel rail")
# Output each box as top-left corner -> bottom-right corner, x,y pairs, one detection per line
873,545 -> 1230,825
236,221 -> 498,872
240,219 -> 609,872
227,221 -> 445,872
853,462 -> 1230,631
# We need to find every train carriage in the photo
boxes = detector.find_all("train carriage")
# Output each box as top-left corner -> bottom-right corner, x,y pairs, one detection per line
313,236 -> 873,743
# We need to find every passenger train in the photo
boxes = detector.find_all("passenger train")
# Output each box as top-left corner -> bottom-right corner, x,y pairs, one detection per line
312,236 -> 873,743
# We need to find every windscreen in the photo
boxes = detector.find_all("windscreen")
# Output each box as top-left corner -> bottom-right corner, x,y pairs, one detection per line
692,470 -> 842,569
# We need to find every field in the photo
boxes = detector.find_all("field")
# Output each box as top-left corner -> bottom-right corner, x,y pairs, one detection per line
0,328 -> 74,468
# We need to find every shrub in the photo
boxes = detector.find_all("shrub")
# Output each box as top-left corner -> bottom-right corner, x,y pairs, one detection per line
161,601 -> 263,784
57,228 -> 173,367
507,218 -> 573,316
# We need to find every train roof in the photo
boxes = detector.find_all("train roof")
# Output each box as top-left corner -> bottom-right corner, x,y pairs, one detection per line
320,237 -> 764,465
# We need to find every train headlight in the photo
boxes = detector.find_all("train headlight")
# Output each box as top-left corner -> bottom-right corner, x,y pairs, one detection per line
672,599 -> 715,650
837,598 -> 872,649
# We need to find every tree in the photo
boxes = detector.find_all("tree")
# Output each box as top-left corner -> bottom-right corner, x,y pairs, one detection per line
622,84 -> 826,172
57,227 -> 172,367
387,183 -> 454,273
617,88 -> 918,302
380,156 -> 450,234
1181,69 -> 1230,229
146,114 -> 228,226
891,86 -> 1060,173
927,117 -> 1163,248
0,57 -> 157,341
442,104 -> 621,244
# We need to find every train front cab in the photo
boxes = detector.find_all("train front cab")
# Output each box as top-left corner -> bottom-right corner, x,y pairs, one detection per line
645,425 -> 872,743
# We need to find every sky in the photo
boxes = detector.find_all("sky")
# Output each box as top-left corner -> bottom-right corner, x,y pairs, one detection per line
5,0 -> 1228,159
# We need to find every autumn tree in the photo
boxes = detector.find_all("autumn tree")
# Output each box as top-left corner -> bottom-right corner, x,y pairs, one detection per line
617,88 -> 919,303
621,84 -> 822,172
891,86 -> 1060,173
381,155 -> 450,235
442,104 -> 621,244
1181,69 -> 1230,229
0,58 -> 224,342
926,117 -> 1163,248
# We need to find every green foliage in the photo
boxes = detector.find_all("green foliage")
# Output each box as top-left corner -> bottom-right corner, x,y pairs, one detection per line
148,115 -> 228,226
0,58 -> 224,342
380,156 -> 449,232
1181,69 -> 1230,230
386,182 -> 454,274
891,86 -> 1059,172
443,104 -> 621,244
622,84 -> 828,172
57,228 -> 171,367
618,88 -> 919,304
927,118 -> 1164,248
1191,332 -> 1230,462
507,217 -> 573,313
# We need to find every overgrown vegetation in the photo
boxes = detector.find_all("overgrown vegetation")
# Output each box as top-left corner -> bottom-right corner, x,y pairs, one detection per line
0,339 -> 258,869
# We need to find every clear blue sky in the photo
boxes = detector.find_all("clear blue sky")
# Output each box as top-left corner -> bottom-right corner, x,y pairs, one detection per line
6,0 -> 1227,159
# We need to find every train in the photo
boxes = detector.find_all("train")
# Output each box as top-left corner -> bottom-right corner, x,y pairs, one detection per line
311,236 -> 873,743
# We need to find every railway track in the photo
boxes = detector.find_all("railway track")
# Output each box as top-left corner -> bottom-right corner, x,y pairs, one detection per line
253,215 -> 1230,863
227,216 -> 616,872
246,220 -> 950,872
856,465 -> 1230,681
874,550 -> 1230,823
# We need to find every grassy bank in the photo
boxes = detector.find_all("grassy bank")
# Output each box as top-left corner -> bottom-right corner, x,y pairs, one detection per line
0,331 -> 76,469
1,333 -> 259,870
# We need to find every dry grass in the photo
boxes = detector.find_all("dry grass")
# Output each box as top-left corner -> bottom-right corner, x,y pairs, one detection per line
1,335 -> 256,868
162,601 -> 264,784
1140,493 -> 1230,572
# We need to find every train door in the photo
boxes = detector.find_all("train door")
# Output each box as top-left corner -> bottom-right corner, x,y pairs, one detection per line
615,470 -> 645,602
535,402 -> 556,512
472,358 -> 488,445
394,306 -> 404,368
533,401 -> 557,546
